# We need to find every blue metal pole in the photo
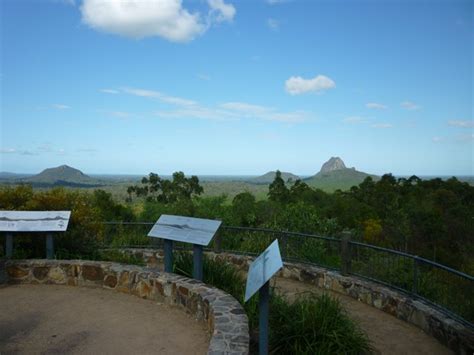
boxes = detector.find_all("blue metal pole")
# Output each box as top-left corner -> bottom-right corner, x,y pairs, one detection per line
5,233 -> 13,258
259,281 -> 270,355
413,256 -> 419,295
193,244 -> 203,281
46,233 -> 54,259
164,239 -> 173,272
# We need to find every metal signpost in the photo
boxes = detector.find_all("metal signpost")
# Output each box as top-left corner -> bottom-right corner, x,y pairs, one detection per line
244,239 -> 283,355
147,214 -> 221,281
0,211 -> 71,259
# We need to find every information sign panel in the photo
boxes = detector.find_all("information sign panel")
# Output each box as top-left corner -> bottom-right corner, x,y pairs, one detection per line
148,214 -> 221,246
0,211 -> 71,232
245,239 -> 283,302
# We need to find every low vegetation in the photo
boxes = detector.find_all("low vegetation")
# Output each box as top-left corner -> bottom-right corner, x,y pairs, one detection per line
173,252 -> 371,354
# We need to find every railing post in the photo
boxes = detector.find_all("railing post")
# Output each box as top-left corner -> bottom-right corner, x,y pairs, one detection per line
46,233 -> 54,259
213,231 -> 222,253
340,231 -> 352,276
5,233 -> 13,258
193,244 -> 204,281
163,239 -> 173,273
280,232 -> 287,259
413,256 -> 419,295
259,281 -> 270,355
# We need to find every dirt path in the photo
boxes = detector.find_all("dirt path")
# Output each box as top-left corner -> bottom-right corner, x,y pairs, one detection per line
272,278 -> 452,355
0,284 -> 209,355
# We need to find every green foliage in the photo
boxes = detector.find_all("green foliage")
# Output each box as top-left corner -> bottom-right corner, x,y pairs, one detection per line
231,192 -> 257,226
92,189 -> 135,221
173,253 -> 371,354
268,170 -> 290,203
127,171 -> 203,203
270,293 -> 371,354
0,185 -> 103,258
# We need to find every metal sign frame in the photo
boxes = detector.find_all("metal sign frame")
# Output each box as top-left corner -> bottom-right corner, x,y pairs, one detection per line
147,214 -> 221,281
244,239 -> 283,355
1,211 -> 71,259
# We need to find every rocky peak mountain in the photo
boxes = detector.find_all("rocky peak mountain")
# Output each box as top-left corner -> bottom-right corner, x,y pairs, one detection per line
319,157 -> 346,173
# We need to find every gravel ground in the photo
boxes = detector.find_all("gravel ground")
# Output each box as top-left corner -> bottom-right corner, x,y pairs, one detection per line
0,284 -> 209,355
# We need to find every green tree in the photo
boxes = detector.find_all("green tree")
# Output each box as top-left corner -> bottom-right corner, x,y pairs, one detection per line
127,171 -> 203,203
231,192 -> 257,226
268,170 -> 290,203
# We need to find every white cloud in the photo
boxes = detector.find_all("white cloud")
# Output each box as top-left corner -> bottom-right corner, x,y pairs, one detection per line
122,87 -> 196,106
220,102 -> 307,122
52,104 -> 71,110
157,102 -> 308,123
285,75 -> 336,95
456,133 -> 474,142
343,116 -> 368,124
0,148 -> 35,155
220,102 -> 270,114
366,102 -> 387,110
0,148 -> 16,154
208,0 -> 235,23
118,86 -> 309,123
400,101 -> 421,110
101,88 -> 119,94
81,0 -> 235,43
371,123 -> 393,128
77,148 -> 98,153
267,18 -> 279,31
109,111 -> 131,119
155,107 -> 237,121
448,120 -> 473,128
432,136 -> 444,143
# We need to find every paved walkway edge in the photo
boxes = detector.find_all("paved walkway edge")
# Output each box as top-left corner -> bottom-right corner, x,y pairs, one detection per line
4,259 -> 249,355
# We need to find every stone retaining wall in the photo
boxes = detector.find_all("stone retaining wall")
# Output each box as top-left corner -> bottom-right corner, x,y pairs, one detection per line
120,248 -> 474,355
4,259 -> 249,355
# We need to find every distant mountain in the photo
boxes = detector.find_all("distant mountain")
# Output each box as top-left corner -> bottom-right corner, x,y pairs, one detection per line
305,157 -> 378,191
320,157 -> 346,173
23,165 -> 102,187
251,171 -> 300,184
0,172 -> 32,180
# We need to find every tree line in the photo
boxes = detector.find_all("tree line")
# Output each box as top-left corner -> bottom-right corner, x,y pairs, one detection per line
1,170 -> 472,273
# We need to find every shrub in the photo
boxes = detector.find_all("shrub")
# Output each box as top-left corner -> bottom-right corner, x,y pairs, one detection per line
173,252 -> 371,354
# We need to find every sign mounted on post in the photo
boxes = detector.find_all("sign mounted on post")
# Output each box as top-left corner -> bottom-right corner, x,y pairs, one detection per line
244,239 -> 283,355
1,211 -> 71,260
148,214 -> 221,246
148,214 -> 221,281
245,239 -> 283,302
0,211 -> 71,232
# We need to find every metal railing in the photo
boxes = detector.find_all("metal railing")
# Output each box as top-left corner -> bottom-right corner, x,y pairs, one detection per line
100,221 -> 473,327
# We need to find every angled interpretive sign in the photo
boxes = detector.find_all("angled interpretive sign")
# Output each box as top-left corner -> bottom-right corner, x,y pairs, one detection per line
245,239 -> 283,302
148,214 -> 221,246
147,214 -> 222,280
1,210 -> 71,260
244,239 -> 283,354
0,211 -> 71,232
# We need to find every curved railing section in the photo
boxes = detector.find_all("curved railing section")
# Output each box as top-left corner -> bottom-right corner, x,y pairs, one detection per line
100,221 -> 474,328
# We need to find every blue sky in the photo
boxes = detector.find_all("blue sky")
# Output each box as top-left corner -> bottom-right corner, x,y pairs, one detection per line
1,0 -> 472,176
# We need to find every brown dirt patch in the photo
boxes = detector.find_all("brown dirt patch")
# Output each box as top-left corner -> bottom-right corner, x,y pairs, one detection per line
272,277 -> 452,355
0,284 -> 209,355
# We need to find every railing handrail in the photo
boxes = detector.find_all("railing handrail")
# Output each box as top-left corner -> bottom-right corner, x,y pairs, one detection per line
100,220 -> 473,279
98,220 -> 474,325
221,225 -> 340,242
